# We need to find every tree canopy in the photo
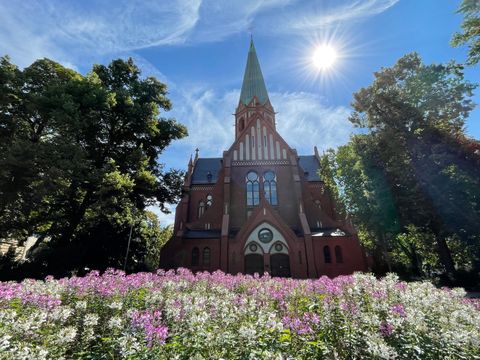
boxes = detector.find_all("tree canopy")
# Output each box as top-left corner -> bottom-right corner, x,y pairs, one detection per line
452,0 -> 480,65
322,53 -> 480,282
0,57 -> 186,278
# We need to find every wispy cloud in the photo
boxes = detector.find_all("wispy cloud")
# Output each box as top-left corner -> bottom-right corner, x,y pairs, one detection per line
272,92 -> 353,152
160,88 -> 238,169
190,0 -> 294,42
0,0 -> 201,67
162,88 -> 353,168
0,0 -> 398,69
270,0 -> 400,33
148,204 -> 177,227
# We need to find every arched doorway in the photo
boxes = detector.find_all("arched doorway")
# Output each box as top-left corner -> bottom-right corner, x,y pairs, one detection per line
245,254 -> 264,275
270,253 -> 291,277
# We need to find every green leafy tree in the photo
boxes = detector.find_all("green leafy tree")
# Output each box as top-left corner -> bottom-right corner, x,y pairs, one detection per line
334,53 -> 479,278
0,56 -> 186,277
320,137 -> 401,273
452,0 -> 480,65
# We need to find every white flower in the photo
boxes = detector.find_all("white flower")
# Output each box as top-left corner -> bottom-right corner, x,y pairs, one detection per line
107,301 -> 123,310
238,325 -> 257,339
108,316 -> 123,329
84,313 -> 99,327
0,334 -> 12,352
55,326 -> 77,345
50,306 -> 73,323
75,301 -> 87,310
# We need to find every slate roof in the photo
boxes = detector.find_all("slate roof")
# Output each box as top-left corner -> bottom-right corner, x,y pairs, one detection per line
298,155 -> 321,181
191,158 -> 222,185
239,38 -> 269,106
184,230 -> 221,239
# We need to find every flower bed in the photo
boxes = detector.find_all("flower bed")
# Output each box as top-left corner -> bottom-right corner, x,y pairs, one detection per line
0,269 -> 479,359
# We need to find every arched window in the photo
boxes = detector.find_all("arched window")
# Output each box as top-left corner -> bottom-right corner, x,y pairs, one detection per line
263,171 -> 278,205
206,194 -> 213,207
203,247 -> 211,267
246,171 -> 260,206
191,247 -> 199,266
198,201 -> 205,219
335,246 -> 343,263
239,117 -> 245,131
323,246 -> 331,264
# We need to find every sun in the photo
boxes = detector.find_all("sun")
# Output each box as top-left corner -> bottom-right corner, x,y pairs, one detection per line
312,45 -> 337,70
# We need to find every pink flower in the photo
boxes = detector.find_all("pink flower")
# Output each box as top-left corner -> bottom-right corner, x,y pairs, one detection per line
391,303 -> 406,317
130,310 -> 168,346
379,321 -> 394,336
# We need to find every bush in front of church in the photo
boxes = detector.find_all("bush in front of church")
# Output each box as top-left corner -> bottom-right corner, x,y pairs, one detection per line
0,269 -> 479,359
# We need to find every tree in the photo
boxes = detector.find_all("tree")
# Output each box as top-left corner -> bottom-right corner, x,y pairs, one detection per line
337,53 -> 479,278
452,0 -> 480,65
0,56 -> 187,277
320,137 -> 401,274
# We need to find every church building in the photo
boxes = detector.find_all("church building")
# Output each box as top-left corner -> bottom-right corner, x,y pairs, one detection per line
160,39 -> 367,278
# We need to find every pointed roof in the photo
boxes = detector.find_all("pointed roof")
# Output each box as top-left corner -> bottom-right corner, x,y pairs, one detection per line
239,37 -> 269,106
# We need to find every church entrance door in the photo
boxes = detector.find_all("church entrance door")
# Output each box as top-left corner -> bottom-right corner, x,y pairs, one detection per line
245,254 -> 264,275
270,254 -> 291,277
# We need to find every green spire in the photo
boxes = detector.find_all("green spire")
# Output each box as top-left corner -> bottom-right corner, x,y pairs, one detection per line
239,37 -> 269,106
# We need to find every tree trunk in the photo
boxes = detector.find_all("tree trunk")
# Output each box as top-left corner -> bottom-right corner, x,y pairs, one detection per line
379,232 -> 392,272
410,243 -> 423,277
59,190 -> 93,245
435,235 -> 456,277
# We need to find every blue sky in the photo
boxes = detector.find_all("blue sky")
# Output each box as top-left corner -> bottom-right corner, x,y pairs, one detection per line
0,0 -> 478,225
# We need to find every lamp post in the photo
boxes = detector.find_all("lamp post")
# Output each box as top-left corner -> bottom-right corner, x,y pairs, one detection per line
123,221 -> 134,272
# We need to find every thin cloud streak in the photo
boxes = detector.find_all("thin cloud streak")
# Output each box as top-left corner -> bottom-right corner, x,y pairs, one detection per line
274,0 -> 400,32
0,0 -> 202,67
0,0 -> 399,68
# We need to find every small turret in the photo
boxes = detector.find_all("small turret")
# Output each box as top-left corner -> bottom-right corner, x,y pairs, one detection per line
194,148 -> 199,164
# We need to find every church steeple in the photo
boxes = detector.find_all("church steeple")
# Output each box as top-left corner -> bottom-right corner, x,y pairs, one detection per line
239,37 -> 269,106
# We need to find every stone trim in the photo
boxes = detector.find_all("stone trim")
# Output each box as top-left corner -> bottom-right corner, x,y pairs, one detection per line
232,160 -> 289,166
191,185 -> 215,191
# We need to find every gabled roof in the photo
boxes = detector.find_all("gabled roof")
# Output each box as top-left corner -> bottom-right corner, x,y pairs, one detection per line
191,158 -> 222,184
298,155 -> 321,181
239,38 -> 269,106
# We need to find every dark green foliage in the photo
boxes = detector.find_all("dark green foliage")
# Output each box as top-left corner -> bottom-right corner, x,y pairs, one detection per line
451,0 -> 480,65
0,56 -> 186,278
322,53 -> 480,283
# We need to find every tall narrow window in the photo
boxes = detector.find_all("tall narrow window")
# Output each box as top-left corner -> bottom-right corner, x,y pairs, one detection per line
335,246 -> 343,263
263,171 -> 278,205
203,247 -> 211,267
191,247 -> 199,266
323,246 -> 331,264
198,201 -> 205,219
246,171 -> 260,206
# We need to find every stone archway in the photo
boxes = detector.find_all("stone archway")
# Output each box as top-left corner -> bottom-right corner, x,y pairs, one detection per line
243,222 -> 291,276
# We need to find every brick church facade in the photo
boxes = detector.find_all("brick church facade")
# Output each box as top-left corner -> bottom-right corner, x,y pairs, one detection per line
160,39 -> 367,278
